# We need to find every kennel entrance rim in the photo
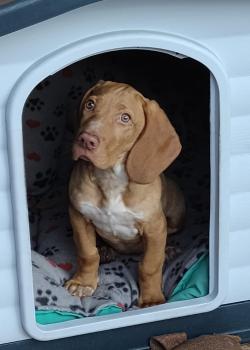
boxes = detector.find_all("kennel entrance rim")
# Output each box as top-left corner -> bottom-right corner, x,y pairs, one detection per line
6,29 -> 229,341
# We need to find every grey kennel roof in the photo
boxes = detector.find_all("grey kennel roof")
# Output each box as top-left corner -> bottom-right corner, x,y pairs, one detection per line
0,0 -> 100,37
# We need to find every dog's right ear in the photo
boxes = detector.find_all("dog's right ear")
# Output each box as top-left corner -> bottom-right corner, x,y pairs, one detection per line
126,99 -> 182,184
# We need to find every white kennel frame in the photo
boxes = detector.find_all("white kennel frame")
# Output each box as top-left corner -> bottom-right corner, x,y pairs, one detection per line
6,0 -> 250,345
6,32 -> 226,341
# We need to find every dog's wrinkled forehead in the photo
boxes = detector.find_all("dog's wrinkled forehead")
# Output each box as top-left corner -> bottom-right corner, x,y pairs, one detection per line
81,81 -> 143,111
89,81 -> 135,97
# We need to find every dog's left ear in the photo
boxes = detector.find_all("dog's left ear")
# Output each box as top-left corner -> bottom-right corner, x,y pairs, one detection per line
126,99 -> 181,184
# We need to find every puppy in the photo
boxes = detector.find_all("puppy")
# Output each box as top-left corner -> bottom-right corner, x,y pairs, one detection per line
65,81 -> 185,307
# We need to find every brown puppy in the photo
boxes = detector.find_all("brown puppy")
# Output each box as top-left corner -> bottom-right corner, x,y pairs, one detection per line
65,81 -> 185,307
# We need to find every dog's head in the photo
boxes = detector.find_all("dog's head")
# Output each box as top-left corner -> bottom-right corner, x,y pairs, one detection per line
73,80 -> 181,184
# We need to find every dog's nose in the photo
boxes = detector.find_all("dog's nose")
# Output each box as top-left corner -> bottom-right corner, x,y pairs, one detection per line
78,132 -> 99,151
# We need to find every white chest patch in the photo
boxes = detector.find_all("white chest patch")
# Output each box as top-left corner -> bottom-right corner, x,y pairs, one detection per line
79,164 -> 143,241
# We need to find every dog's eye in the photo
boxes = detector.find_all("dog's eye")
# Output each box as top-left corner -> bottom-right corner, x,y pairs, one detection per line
85,99 -> 95,111
120,113 -> 131,123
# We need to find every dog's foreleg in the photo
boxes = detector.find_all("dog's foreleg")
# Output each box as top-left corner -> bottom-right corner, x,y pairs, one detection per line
138,212 -> 167,307
65,205 -> 100,297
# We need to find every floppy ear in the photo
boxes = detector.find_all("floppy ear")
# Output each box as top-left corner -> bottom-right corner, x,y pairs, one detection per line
126,99 -> 182,184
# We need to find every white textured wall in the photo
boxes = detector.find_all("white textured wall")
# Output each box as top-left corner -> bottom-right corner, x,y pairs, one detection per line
0,0 -> 250,344
225,76 -> 250,303
0,109 -> 27,344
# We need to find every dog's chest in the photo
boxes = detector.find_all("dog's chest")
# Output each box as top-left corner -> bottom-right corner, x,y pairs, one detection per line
80,166 -> 143,241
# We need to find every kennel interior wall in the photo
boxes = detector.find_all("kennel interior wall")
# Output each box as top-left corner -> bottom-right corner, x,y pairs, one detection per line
0,0 -> 250,344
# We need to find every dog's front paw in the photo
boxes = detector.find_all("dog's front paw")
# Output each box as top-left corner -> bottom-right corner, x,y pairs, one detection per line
65,279 -> 96,297
138,292 -> 165,308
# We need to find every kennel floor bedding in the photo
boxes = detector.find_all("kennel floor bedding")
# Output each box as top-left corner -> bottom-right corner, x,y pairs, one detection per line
23,51 -> 210,324
29,142 -> 209,323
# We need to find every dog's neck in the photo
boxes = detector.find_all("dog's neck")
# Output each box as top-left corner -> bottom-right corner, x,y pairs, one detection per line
92,161 -> 129,201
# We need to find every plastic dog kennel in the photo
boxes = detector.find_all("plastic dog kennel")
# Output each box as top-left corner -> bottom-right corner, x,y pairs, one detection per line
1,0 -> 250,349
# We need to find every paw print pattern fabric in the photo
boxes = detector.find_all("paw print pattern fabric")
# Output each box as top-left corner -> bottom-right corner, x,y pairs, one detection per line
23,75 -> 67,197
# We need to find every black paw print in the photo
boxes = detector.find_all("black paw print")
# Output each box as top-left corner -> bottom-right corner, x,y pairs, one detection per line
32,261 -> 39,269
36,289 -> 58,306
170,261 -> 183,278
40,126 -> 59,141
132,289 -> 138,298
44,276 -> 61,287
70,305 -> 85,313
25,98 -> 45,111
114,272 -> 124,278
114,282 -> 126,288
35,79 -> 50,91
42,246 -> 59,257
82,67 -> 96,83
68,85 -> 83,100
33,168 -> 56,189
53,104 -> 65,117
